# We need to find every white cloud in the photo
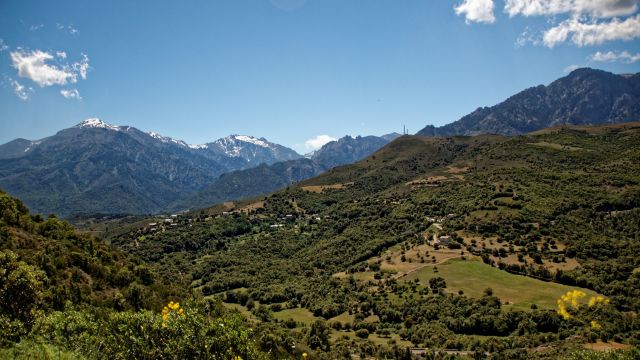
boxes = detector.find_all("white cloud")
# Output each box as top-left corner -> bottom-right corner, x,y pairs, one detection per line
455,0 -> 496,24
505,0 -> 639,18
0,38 -> 8,52
10,79 -> 32,100
11,50 -> 76,87
56,51 -> 67,59
515,28 -> 542,47
543,15 -> 640,47
60,88 -> 82,100
10,49 -> 91,87
74,54 -> 90,80
304,135 -> 337,151
589,49 -> 640,63
564,64 -> 582,73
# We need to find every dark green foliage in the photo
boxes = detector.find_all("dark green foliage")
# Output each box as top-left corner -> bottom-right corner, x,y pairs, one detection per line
34,299 -> 261,359
108,123 -> 640,356
0,190 -> 184,318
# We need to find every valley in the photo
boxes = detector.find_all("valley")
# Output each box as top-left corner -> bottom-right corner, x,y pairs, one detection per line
90,122 -> 639,357
3,0 -> 640,357
1,69 -> 639,359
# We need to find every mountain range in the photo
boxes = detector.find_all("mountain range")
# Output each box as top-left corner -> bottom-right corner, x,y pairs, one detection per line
0,119 -> 397,216
2,68 -> 639,217
169,134 -> 399,211
417,68 -> 640,137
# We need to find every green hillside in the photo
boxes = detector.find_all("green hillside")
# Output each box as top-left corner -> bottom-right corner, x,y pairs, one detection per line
97,122 -> 640,357
0,190 -> 264,358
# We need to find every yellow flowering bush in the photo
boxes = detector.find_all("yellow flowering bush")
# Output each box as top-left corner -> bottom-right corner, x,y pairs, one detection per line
557,290 -> 586,320
556,290 -> 611,335
556,291 -> 612,320
161,301 -> 185,327
588,296 -> 610,307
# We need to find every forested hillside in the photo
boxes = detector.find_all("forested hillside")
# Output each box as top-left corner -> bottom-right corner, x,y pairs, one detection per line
0,190 -> 266,359
98,123 -> 640,358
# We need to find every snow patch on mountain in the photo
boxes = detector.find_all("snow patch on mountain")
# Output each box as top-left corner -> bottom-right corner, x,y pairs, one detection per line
233,135 -> 270,148
76,118 -> 122,131
211,135 -> 274,157
148,131 -> 208,150
23,140 -> 42,153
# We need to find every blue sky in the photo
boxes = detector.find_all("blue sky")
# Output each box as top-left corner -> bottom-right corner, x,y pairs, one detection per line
1,0 -> 639,153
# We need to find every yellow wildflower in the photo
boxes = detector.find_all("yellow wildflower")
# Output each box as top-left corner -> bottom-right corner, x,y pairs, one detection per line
588,296 -> 609,307
161,301 -> 185,327
591,320 -> 602,330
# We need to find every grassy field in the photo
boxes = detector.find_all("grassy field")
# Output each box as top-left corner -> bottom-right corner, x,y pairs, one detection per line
403,258 -> 599,310
272,307 -> 317,325
329,331 -> 412,348
328,312 -> 380,325
221,302 -> 264,323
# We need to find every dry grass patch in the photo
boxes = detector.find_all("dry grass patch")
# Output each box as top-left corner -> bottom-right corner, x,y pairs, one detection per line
301,183 -> 351,193
543,257 -> 581,271
237,200 -> 264,212
446,166 -> 469,174
528,142 -> 584,151
583,341 -> 631,351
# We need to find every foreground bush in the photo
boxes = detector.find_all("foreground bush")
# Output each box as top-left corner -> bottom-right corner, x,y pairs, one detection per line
32,299 -> 262,360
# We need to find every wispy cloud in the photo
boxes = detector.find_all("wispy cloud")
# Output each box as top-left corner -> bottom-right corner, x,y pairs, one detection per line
10,79 -> 33,101
501,0 -> 640,47
56,23 -> 79,36
563,48 -> 640,74
543,15 -> 640,47
454,0 -> 496,24
7,49 -> 90,100
29,24 -> 44,32
60,88 -> 82,100
0,38 -> 8,52
505,0 -> 638,18
10,49 -> 90,87
515,27 -> 542,47
589,50 -> 640,63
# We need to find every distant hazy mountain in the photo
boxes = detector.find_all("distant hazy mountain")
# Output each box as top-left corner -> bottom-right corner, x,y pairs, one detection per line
0,138 -> 43,159
170,134 -> 399,210
417,68 -> 640,137
0,119 -> 301,216
310,135 -> 391,169
206,135 -> 301,165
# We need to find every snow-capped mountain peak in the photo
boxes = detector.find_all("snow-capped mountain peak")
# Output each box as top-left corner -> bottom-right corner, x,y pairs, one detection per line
231,135 -> 270,148
148,131 -> 208,150
211,135 -> 275,157
75,118 -> 121,131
